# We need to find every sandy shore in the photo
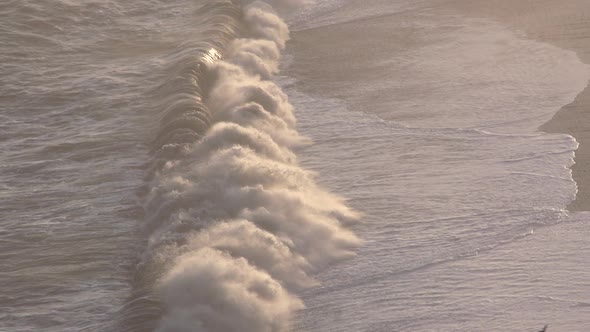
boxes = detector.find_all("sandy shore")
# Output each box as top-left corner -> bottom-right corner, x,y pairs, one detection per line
440,0 -> 590,210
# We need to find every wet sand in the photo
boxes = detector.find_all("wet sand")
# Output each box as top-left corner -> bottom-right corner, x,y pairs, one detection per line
441,0 -> 590,210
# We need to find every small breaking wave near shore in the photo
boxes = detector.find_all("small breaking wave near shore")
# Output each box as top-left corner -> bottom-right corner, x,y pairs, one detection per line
121,1 -> 361,331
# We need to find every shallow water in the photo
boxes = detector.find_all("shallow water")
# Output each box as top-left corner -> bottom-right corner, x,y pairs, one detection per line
287,0 -> 590,330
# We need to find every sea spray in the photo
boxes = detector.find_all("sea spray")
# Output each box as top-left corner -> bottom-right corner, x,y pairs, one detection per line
140,1 -> 360,331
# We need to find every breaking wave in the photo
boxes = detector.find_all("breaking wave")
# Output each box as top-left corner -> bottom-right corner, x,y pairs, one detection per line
119,1 -> 360,331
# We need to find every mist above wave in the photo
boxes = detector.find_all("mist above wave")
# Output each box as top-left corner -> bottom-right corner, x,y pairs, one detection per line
136,1 -> 360,331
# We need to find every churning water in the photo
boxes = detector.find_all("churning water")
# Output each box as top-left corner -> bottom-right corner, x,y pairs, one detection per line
2,0 -> 590,331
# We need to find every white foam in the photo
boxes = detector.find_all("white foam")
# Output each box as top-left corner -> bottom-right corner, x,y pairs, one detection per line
145,2 -> 360,331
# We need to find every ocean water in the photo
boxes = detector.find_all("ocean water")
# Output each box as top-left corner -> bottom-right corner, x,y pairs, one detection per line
1,0 -> 589,332
286,1 -> 590,331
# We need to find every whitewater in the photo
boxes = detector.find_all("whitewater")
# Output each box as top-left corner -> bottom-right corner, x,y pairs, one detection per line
2,1 -> 359,331
2,0 -> 590,331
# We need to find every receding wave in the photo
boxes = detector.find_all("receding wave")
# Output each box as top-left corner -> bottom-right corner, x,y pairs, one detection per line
118,1 -> 360,331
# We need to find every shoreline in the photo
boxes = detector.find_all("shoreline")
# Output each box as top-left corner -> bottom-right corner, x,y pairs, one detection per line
541,86 -> 590,211
288,0 -> 590,210
442,0 -> 590,211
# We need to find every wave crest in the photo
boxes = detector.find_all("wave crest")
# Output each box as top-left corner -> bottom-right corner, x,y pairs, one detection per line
127,1 -> 360,331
